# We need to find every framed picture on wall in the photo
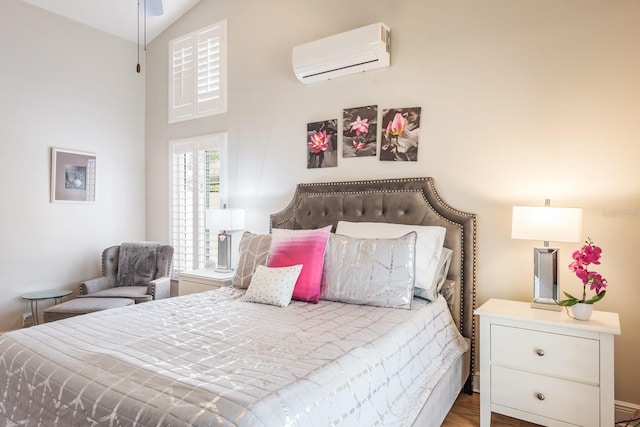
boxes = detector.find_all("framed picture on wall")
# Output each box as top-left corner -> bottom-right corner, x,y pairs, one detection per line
307,119 -> 338,169
342,105 -> 378,158
51,148 -> 97,203
380,107 -> 421,161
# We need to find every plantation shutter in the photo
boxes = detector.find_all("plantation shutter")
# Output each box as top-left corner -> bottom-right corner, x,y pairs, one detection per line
169,20 -> 227,123
169,35 -> 195,123
170,133 -> 227,272
196,22 -> 226,116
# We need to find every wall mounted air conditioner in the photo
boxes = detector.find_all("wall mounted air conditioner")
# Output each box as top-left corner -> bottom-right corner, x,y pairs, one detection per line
292,23 -> 391,84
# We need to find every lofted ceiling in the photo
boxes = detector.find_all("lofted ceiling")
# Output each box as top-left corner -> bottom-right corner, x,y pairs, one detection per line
20,0 -> 201,43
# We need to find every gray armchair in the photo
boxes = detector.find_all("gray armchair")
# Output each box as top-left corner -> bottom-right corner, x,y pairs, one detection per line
79,242 -> 173,303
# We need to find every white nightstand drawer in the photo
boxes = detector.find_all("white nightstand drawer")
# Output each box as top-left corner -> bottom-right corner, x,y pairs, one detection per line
491,324 -> 599,384
492,366 -> 599,426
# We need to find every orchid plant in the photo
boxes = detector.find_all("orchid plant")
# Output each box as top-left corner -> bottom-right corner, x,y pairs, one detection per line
558,238 -> 607,306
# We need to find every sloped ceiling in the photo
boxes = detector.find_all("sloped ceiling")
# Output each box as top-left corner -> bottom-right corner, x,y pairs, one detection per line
20,0 -> 200,43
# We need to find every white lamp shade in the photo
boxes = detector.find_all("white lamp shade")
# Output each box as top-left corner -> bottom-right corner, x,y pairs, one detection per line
512,206 -> 582,243
206,208 -> 245,232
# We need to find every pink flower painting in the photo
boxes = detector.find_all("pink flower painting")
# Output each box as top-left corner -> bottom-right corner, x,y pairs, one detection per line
342,105 -> 378,157
307,119 -> 337,168
380,107 -> 421,162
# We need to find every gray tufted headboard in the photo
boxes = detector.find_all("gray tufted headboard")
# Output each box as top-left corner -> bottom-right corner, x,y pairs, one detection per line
270,177 -> 477,388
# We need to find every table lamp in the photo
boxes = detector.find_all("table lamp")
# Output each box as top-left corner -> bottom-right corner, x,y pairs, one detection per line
511,200 -> 582,310
206,207 -> 245,272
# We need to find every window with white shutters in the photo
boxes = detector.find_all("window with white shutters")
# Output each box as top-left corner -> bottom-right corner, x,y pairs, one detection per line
169,20 -> 227,123
170,133 -> 227,272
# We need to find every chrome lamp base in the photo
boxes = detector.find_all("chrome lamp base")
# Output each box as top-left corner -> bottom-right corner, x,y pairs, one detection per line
531,246 -> 562,311
215,232 -> 234,273
531,300 -> 562,311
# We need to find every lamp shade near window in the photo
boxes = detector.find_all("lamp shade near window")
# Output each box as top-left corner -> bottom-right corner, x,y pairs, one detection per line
206,208 -> 245,272
206,208 -> 246,233
511,202 -> 582,310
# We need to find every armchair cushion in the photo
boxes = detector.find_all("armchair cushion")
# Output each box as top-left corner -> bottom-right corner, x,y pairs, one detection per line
79,286 -> 152,303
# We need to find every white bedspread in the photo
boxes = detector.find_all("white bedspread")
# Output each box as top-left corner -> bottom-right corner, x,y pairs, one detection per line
0,288 -> 468,426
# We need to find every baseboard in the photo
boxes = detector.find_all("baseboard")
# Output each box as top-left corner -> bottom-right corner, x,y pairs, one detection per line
474,373 -> 637,423
616,400 -> 640,423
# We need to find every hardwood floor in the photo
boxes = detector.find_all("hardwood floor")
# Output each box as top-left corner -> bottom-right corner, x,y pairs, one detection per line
442,392 -> 541,426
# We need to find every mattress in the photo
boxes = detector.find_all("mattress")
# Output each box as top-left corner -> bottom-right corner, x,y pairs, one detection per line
0,287 -> 468,426
412,337 -> 470,427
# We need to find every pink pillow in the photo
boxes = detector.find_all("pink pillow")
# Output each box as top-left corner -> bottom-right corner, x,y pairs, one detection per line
267,225 -> 332,303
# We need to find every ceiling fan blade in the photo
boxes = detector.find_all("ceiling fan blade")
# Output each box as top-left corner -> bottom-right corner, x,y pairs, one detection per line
144,0 -> 164,17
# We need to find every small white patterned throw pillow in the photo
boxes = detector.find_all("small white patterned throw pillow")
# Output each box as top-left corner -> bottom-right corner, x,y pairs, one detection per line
242,264 -> 303,307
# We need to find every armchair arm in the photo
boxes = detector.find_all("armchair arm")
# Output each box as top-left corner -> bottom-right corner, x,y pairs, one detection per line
80,276 -> 114,295
148,276 -> 171,300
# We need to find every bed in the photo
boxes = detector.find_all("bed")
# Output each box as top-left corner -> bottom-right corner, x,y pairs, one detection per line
0,177 -> 476,426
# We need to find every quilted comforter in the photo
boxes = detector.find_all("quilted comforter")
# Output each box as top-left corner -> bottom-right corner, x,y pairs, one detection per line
0,288 -> 468,426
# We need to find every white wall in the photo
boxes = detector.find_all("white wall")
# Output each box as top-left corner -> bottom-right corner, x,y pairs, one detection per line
0,1 -> 146,330
146,0 -> 640,404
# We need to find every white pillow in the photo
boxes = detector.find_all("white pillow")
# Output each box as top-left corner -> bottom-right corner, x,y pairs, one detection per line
415,247 -> 453,301
335,221 -> 446,299
435,247 -> 453,290
241,264 -> 303,307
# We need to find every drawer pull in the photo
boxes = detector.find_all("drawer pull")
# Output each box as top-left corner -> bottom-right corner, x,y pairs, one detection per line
536,349 -> 545,357
536,393 -> 546,401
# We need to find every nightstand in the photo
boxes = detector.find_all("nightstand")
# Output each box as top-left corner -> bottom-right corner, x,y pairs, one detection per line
178,269 -> 234,296
475,299 -> 621,427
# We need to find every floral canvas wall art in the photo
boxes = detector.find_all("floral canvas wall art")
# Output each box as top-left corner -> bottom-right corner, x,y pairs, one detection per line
342,105 -> 377,157
307,119 -> 337,168
380,107 -> 421,161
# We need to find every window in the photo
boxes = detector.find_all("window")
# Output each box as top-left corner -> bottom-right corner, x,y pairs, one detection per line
170,133 -> 227,272
169,20 -> 227,123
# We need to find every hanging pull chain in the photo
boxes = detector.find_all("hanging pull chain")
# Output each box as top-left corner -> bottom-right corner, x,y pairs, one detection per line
136,0 -> 141,73
144,0 -> 147,52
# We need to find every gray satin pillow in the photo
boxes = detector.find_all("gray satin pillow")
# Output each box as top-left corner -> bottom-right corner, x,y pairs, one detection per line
232,232 -> 272,289
321,232 -> 417,310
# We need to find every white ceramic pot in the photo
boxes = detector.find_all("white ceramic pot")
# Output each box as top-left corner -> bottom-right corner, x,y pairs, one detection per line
571,302 -> 594,321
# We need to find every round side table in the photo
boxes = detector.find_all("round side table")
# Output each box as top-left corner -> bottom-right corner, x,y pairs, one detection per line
21,289 -> 73,325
